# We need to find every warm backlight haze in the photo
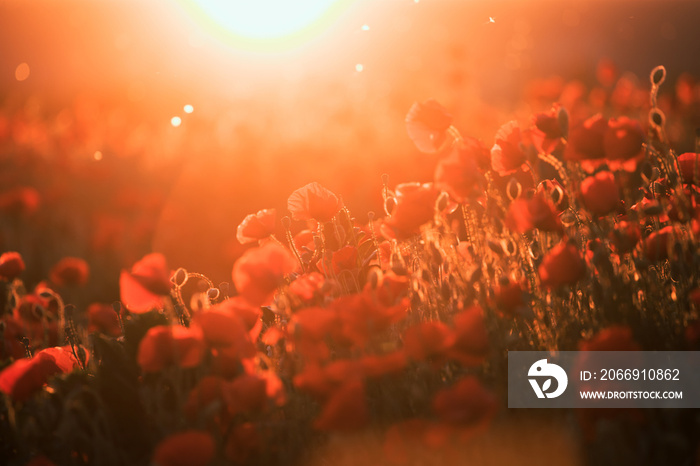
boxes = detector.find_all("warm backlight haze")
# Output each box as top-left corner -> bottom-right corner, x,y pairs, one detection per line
1,0 -> 699,282
2,1 -> 700,465
180,0 -> 352,50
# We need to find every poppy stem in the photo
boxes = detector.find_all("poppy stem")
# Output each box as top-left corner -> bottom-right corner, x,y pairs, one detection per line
170,286 -> 191,326
461,204 -> 473,246
367,212 -> 381,265
282,216 -> 306,274
381,174 -> 393,217
268,234 -> 285,248
342,206 -> 359,247
39,288 -> 65,345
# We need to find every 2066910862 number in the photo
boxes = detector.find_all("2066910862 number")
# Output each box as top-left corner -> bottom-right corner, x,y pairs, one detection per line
600,368 -> 680,381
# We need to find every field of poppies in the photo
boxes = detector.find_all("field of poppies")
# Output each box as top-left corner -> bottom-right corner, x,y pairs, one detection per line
1,62 -> 700,466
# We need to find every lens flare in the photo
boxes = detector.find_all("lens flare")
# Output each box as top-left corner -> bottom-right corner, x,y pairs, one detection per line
178,0 -> 353,51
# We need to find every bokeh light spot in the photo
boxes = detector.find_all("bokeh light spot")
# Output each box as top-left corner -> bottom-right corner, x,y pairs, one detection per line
93,150 -> 103,161
15,63 -> 30,81
184,104 -> 194,113
171,116 -> 182,127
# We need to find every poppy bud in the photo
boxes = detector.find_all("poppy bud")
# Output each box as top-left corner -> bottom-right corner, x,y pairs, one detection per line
650,65 -> 666,87
171,268 -> 188,287
207,288 -> 220,301
0,252 -> 25,280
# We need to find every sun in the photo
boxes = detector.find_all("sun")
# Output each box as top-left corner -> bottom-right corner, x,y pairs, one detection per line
179,0 -> 353,51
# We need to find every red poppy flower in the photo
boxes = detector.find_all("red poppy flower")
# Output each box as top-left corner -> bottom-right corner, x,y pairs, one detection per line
531,105 -> 566,154
384,183 -> 439,239
505,192 -> 562,234
236,208 -> 277,244
137,325 -> 205,373
119,253 -> 172,313
225,422 -> 261,464
564,114 -> 607,162
603,117 -> 644,162
333,301 -> 388,348
288,307 -> 338,360
288,272 -> 325,302
293,364 -> 337,400
365,271 -> 410,308
0,186 -> 40,217
493,279 -> 527,317
434,140 -> 485,203
677,153 -> 700,185
287,182 -> 343,223
152,430 -> 215,466
0,251 -> 25,280
608,221 -> 641,255
405,99 -> 453,154
403,322 -> 455,362
595,58 -> 618,87
210,345 -> 256,379
579,326 -> 641,352
49,257 -> 89,287
684,319 -> 700,349
25,455 -> 56,466
432,377 -> 498,428
642,226 -> 677,262
333,287 -> 409,347
218,297 -> 261,332
538,241 -> 586,288
491,120 -> 527,175
193,307 -> 256,356
293,229 -> 315,253
87,303 -> 121,337
446,306 -> 489,366
184,375 -> 225,421
39,345 -> 85,372
232,243 -> 297,306
222,374 -> 269,415
332,245 -> 358,274
0,349 -> 68,402
314,379 -> 369,431
580,171 -> 620,216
